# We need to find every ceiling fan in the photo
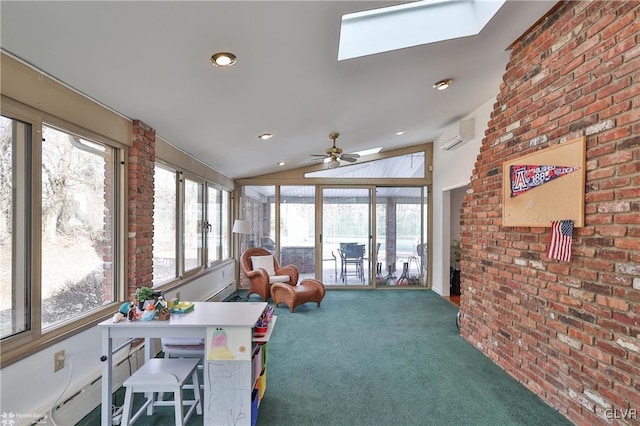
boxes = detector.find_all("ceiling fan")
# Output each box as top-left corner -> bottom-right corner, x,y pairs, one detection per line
310,132 -> 360,169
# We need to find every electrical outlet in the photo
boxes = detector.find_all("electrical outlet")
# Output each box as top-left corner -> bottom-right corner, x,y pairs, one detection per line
54,349 -> 65,372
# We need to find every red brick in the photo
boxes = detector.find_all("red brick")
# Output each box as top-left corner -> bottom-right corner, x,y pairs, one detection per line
129,120 -> 156,289
460,2 -> 640,423
595,295 -> 630,311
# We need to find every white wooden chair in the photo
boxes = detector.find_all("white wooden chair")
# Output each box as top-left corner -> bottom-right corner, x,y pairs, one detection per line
121,358 -> 202,426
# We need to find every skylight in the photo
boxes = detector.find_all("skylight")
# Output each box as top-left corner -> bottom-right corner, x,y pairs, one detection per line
338,0 -> 507,60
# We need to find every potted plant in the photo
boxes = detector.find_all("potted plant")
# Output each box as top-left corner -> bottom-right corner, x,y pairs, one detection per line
450,240 -> 461,295
134,286 -> 155,310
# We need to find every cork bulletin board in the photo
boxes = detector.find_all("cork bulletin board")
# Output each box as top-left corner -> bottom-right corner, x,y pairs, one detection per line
502,136 -> 586,227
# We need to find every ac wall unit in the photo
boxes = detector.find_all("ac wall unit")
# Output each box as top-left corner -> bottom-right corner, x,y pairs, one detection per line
440,119 -> 475,151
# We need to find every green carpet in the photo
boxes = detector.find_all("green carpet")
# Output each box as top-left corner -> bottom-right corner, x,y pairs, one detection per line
77,290 -> 571,425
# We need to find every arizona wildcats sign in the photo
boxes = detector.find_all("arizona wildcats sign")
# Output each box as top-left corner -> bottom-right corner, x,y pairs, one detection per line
510,165 -> 579,197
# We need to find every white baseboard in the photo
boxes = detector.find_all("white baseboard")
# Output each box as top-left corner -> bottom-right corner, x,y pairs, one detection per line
28,284 -> 236,426
206,283 -> 236,302
31,343 -> 147,426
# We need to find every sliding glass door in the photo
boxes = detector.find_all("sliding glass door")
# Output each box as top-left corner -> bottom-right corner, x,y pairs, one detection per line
375,186 -> 427,287
238,183 -> 429,289
280,186 -> 316,280
320,187 -> 373,286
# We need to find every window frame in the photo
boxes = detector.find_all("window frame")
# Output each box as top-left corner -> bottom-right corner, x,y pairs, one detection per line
205,182 -> 232,267
152,163 -> 179,286
152,162 -> 233,286
0,97 -> 127,367
181,172 -> 205,278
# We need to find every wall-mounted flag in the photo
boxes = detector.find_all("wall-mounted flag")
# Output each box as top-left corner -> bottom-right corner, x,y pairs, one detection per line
547,220 -> 574,262
510,165 -> 579,197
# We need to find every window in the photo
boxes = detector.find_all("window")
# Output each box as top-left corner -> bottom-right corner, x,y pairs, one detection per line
238,145 -> 432,287
339,0 -> 506,60
206,184 -> 231,265
305,152 -> 425,179
220,190 -> 230,259
281,186 -> 316,277
1,110 -> 123,358
183,176 -> 203,274
40,125 -> 117,329
237,185 -> 275,288
0,115 -> 29,340
207,185 -> 221,263
238,185 -> 276,252
153,165 -> 177,285
376,186 -> 427,286
153,165 -> 232,284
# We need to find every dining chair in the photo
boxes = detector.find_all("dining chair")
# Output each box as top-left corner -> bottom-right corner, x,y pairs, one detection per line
340,243 -> 365,284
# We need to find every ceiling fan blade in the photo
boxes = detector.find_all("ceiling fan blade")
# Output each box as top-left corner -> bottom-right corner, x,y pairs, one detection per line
341,153 -> 360,159
340,156 -> 358,163
310,154 -> 329,157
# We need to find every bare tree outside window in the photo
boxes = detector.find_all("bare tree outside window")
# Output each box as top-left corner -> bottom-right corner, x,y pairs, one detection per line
153,165 -> 177,285
40,125 -> 115,328
1,120 -> 117,337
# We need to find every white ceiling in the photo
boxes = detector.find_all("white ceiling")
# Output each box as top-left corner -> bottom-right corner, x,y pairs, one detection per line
1,1 -> 555,179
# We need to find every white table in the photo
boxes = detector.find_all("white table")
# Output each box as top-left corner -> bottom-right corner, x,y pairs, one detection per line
98,301 -> 268,426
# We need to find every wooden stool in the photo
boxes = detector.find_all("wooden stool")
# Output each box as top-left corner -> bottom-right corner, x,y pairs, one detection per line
270,279 -> 326,313
121,358 -> 202,426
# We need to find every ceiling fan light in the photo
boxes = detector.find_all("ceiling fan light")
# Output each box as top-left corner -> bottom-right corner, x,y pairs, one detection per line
210,52 -> 237,67
328,158 -> 340,169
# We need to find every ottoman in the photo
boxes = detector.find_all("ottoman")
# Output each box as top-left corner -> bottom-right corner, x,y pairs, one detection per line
270,279 -> 326,313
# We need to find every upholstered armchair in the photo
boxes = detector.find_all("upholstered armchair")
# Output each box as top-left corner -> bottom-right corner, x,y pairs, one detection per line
240,247 -> 300,301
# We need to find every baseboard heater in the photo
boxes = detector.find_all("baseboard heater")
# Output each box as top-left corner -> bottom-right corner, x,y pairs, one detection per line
31,282 -> 237,426
31,342 -> 146,426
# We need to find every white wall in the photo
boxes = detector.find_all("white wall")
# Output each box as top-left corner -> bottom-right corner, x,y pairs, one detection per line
450,186 -> 467,241
0,261 -> 235,425
431,98 -> 493,296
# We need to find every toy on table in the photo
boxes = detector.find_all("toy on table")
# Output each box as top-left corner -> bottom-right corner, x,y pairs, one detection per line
169,301 -> 195,314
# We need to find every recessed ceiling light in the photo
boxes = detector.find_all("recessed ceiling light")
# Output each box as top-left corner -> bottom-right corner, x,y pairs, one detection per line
396,130 -> 406,135
277,161 -> 286,166
210,52 -> 237,67
433,79 -> 453,90
258,133 -> 273,141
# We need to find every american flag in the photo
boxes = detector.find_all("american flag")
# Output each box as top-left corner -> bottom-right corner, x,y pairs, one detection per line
547,220 -> 574,262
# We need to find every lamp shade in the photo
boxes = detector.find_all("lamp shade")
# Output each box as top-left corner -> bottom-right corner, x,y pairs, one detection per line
232,219 -> 251,234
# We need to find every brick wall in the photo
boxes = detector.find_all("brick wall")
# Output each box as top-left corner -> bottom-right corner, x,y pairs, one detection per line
127,120 -> 155,299
460,2 -> 639,425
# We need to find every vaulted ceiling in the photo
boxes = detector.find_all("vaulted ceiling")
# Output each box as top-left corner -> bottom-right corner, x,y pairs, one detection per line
1,1 -> 555,179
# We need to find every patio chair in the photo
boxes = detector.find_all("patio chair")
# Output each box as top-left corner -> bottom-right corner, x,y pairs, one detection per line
261,237 -> 275,252
339,243 -> 365,284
